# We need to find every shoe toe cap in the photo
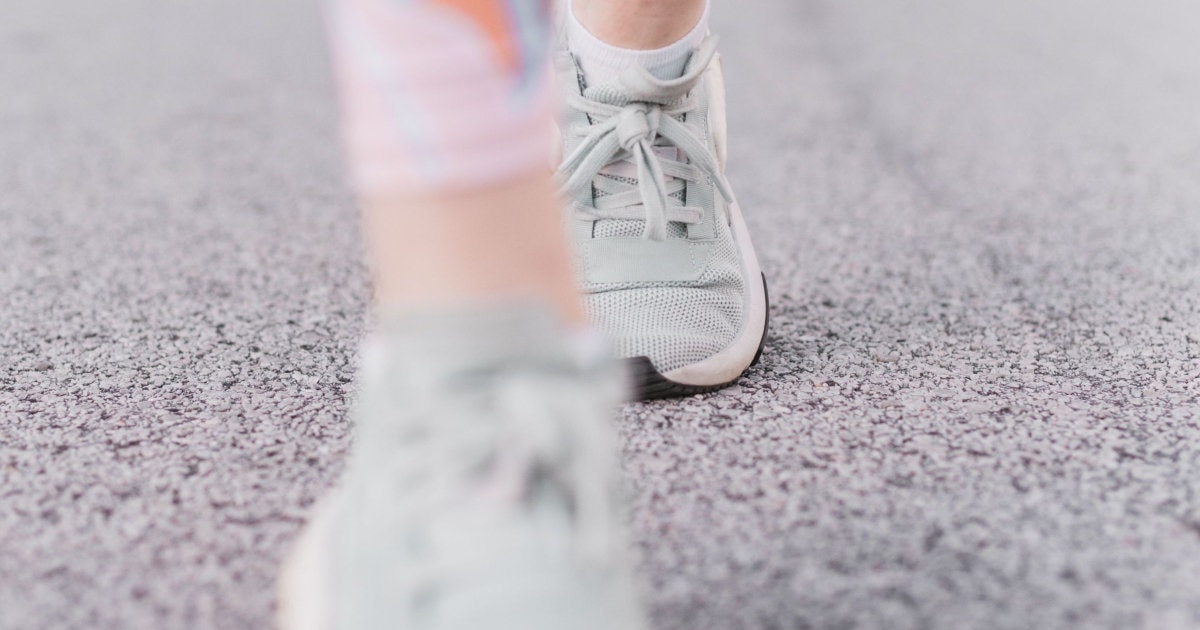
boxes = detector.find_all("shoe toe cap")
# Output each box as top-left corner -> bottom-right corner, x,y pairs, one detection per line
587,286 -> 742,374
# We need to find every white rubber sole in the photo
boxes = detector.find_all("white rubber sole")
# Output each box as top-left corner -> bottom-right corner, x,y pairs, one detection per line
657,53 -> 769,389
276,502 -> 335,630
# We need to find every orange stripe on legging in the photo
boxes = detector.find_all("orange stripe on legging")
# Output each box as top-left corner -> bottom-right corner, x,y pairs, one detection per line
432,0 -> 519,72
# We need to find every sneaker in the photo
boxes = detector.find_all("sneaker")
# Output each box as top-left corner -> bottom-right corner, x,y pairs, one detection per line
277,308 -> 646,630
556,35 -> 769,400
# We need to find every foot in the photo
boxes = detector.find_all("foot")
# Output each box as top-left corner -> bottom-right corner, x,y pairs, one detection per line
557,36 -> 769,400
277,309 -> 645,630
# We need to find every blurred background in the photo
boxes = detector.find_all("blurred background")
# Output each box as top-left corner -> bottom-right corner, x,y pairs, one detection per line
2,1 -> 1199,629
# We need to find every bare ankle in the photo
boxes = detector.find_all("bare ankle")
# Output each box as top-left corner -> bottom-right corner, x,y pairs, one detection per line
572,0 -> 708,50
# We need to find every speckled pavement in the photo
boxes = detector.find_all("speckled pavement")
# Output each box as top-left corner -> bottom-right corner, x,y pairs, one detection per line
2,1 -> 1198,629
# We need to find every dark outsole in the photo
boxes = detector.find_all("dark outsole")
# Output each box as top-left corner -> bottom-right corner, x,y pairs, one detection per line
628,273 -> 770,401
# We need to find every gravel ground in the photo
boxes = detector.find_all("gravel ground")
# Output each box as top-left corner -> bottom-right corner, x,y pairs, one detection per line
2,1 -> 1199,629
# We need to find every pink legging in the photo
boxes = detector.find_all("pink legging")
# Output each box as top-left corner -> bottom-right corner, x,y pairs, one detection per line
326,0 -> 556,196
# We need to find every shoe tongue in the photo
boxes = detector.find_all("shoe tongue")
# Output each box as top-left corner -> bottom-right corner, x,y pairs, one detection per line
643,54 -> 691,82
582,51 -> 698,106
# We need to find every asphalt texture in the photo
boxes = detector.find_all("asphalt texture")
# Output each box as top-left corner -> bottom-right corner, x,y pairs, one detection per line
2,1 -> 1199,628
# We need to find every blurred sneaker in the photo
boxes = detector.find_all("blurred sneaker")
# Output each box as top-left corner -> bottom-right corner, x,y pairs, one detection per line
557,36 -> 769,400
277,308 -> 645,630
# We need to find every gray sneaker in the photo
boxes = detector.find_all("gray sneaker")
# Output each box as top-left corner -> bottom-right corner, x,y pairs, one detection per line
557,36 -> 769,400
277,309 -> 645,630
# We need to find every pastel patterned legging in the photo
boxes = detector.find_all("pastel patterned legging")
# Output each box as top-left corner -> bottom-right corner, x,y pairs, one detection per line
326,0 -> 557,196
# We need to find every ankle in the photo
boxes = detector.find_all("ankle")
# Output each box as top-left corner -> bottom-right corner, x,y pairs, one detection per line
362,173 -> 587,327
567,0 -> 709,85
570,0 -> 708,50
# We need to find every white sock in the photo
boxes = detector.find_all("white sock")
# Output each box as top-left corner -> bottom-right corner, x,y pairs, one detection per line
566,0 -> 710,85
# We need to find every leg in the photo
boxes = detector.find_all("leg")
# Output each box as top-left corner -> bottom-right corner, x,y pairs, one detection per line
363,174 -> 585,325
330,0 -> 582,322
277,1 -> 645,627
572,0 -> 707,49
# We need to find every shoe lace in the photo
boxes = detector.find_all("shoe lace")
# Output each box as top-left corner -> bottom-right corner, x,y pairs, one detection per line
557,36 -> 734,242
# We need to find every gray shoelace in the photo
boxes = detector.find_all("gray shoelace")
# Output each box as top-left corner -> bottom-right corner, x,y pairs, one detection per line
558,36 -> 735,241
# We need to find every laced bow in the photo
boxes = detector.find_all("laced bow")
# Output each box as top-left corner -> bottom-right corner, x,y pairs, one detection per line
558,36 -> 735,241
